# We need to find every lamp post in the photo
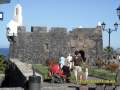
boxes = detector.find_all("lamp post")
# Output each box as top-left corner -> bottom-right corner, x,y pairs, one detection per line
101,22 -> 118,58
117,5 -> 120,20
114,5 -> 120,86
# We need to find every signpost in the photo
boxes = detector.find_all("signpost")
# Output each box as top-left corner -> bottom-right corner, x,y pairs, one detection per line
0,12 -> 3,21
0,0 -> 11,4
0,0 -> 11,20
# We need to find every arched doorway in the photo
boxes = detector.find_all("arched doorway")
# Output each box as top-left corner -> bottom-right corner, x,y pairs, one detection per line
79,50 -> 86,62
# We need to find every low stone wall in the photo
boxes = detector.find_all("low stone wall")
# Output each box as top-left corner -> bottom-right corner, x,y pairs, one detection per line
0,85 -> 120,90
0,88 -> 23,90
41,85 -> 120,90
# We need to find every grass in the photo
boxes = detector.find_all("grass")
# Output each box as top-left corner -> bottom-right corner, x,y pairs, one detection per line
33,64 -> 116,82
88,67 -> 116,80
33,64 -> 77,83
33,64 -> 49,79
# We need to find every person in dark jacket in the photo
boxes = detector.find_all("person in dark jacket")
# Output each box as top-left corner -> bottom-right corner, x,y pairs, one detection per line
72,50 -> 83,82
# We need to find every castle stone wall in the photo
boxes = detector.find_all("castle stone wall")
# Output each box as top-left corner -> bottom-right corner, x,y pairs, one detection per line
9,26 -> 103,64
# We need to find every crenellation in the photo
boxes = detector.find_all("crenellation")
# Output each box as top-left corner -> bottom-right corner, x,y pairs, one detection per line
31,26 -> 47,33
50,27 -> 67,34
17,26 -> 26,33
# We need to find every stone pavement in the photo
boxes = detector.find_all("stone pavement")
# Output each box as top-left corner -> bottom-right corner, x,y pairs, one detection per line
41,76 -> 102,90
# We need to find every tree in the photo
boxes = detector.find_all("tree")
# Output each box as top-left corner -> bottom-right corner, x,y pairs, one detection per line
103,46 -> 114,60
104,46 -> 114,54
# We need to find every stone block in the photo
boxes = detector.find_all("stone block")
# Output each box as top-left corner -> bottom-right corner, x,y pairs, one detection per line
96,85 -> 105,90
115,86 -> 120,90
79,85 -> 88,90
105,86 -> 115,90
15,87 -> 24,90
31,26 -> 47,33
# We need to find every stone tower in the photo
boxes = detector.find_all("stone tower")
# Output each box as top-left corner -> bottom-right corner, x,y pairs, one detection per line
6,3 -> 22,37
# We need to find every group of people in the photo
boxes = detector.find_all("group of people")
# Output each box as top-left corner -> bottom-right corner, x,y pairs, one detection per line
59,50 -> 88,82
47,50 -> 88,83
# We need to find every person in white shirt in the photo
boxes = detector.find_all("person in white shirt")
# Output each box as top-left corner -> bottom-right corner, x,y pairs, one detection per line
66,53 -> 73,70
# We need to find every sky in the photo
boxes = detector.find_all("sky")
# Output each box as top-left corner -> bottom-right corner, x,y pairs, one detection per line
0,0 -> 120,49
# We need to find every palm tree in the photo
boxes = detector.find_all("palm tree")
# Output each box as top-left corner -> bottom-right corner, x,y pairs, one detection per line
104,46 -> 114,59
104,46 -> 113,54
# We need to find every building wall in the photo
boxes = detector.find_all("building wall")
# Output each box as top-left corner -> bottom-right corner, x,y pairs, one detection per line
8,26 -> 103,64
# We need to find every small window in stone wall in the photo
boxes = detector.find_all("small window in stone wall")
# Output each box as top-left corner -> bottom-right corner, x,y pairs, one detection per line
44,43 -> 49,51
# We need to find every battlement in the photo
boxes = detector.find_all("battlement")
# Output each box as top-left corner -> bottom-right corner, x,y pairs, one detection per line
18,26 -> 26,33
17,26 -> 101,35
50,27 -> 67,32
31,26 -> 48,33
17,26 -> 68,33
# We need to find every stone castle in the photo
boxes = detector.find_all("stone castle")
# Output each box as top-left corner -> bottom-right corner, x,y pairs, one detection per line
6,4 -> 103,64
8,25 -> 103,64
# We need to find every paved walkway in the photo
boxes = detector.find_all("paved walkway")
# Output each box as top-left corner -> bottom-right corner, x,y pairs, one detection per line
41,76 -> 102,87
41,76 -> 101,90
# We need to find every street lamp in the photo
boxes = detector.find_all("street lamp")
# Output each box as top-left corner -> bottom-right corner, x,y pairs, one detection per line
101,22 -> 118,58
117,5 -> 120,20
115,5 -> 120,86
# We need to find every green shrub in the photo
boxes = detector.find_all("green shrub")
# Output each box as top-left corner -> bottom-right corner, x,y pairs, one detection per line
0,55 -> 6,73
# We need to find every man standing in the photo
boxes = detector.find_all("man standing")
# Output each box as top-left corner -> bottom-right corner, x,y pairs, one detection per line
73,50 -> 83,82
